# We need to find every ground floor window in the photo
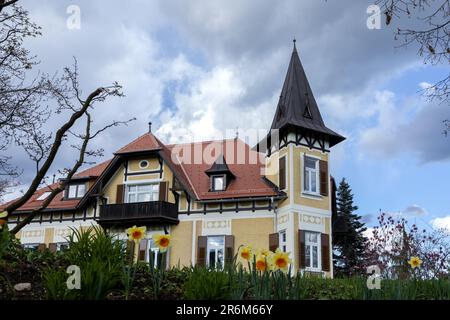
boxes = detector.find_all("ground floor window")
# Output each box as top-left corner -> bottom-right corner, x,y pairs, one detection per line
147,239 -> 160,267
207,236 -> 225,269
279,230 -> 287,252
22,243 -> 39,251
57,242 -> 69,251
305,231 -> 320,270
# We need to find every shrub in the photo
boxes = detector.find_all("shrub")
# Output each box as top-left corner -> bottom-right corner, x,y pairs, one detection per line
43,226 -> 126,300
184,267 -> 231,300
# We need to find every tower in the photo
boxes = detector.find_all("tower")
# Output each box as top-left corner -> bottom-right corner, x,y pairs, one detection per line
261,40 -> 345,276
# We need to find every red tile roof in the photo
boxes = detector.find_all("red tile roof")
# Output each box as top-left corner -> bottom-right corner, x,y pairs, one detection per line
1,159 -> 112,212
2,135 -> 280,213
115,132 -> 162,154
166,138 -> 278,200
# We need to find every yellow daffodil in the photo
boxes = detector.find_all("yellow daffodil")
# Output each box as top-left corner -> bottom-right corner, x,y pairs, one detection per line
152,234 -> 171,252
239,245 -> 253,261
408,256 -> 422,269
0,211 -> 7,230
255,254 -> 273,272
126,225 -> 146,242
258,248 -> 272,258
272,249 -> 291,272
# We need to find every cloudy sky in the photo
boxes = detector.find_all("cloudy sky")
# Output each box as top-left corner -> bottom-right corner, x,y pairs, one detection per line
4,0 -> 450,232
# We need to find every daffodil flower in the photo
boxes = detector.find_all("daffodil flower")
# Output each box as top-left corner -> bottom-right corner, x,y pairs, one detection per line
0,211 -> 7,230
126,225 -> 146,242
239,245 -> 253,261
408,256 -> 422,269
272,249 -> 291,272
255,254 -> 273,272
152,234 -> 171,252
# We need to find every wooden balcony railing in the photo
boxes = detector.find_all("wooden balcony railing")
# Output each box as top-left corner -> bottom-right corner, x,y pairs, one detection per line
97,201 -> 179,226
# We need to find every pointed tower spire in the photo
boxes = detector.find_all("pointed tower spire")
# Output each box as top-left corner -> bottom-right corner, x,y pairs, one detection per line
269,40 -> 345,147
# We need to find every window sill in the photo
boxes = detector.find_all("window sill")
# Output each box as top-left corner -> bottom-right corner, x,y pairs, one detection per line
301,192 -> 322,200
302,269 -> 325,277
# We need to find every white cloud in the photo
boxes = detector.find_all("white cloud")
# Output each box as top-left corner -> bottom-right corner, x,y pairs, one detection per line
402,204 -> 428,217
358,91 -> 450,163
430,216 -> 450,233
419,82 -> 433,90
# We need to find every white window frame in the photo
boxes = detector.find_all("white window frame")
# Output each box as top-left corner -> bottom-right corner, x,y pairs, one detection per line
206,235 -> 225,269
279,230 -> 287,252
139,160 -> 149,169
56,242 -> 69,251
304,231 -> 321,271
146,238 -> 160,267
67,183 -> 86,199
126,183 -> 159,203
302,154 -> 320,196
22,243 -> 40,251
37,191 -> 51,201
211,175 -> 226,192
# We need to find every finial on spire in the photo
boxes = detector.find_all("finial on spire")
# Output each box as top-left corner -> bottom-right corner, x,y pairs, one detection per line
148,121 -> 152,133
293,38 -> 297,51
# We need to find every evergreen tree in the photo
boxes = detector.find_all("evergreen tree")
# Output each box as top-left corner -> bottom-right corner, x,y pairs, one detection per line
332,178 -> 367,277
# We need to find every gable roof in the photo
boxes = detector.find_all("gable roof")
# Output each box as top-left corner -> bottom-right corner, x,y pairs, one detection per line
1,159 -> 112,213
270,42 -> 345,147
167,138 -> 280,200
115,132 -> 162,154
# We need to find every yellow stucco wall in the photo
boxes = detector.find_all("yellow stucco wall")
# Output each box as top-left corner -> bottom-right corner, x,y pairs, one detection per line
232,218 -> 273,265
103,166 -> 125,203
127,157 -> 160,171
179,193 -> 188,211
169,221 -> 193,268
102,157 -> 176,205
44,227 -> 54,245
294,146 -> 330,210
294,213 -> 299,270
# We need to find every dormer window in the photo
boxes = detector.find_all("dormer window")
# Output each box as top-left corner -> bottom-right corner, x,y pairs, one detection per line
67,183 -> 86,199
212,175 -> 225,192
37,191 -> 51,201
205,154 -> 235,192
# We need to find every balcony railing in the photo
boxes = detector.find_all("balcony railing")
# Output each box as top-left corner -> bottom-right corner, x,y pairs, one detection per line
97,201 -> 179,226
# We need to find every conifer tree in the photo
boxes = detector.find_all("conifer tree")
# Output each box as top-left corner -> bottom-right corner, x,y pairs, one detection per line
332,178 -> 367,276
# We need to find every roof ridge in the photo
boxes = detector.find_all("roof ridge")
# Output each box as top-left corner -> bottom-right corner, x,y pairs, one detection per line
116,132 -> 149,152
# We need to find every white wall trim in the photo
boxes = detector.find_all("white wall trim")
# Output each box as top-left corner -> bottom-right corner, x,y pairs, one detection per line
178,210 -> 274,221
277,204 -> 331,217
289,144 -> 294,204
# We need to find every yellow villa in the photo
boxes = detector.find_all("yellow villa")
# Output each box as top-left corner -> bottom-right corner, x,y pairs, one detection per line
3,42 -> 345,277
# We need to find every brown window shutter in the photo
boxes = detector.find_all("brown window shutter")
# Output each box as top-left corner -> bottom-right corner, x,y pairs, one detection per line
224,235 -> 234,265
321,233 -> 330,272
37,243 -> 46,252
116,184 -> 124,204
197,236 -> 207,267
48,243 -> 57,253
299,230 -> 306,268
319,160 -> 328,196
159,181 -> 168,202
126,240 -> 135,263
138,239 -> 148,261
269,233 -> 279,252
279,157 -> 286,190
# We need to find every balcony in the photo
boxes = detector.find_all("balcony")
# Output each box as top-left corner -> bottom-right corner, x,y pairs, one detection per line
97,201 -> 179,227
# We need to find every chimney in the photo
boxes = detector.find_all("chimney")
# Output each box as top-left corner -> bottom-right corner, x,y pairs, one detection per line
148,122 -> 152,133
